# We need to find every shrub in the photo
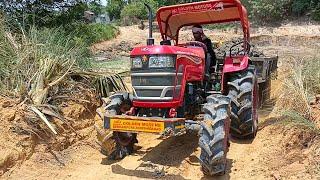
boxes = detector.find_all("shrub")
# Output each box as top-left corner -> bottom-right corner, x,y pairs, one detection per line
120,0 -> 158,25
279,60 -> 311,118
240,0 -> 253,13
106,0 -> 125,21
0,18 -> 92,103
67,23 -> 119,45
0,15 -> 16,82
249,0 -> 291,23
303,56 -> 320,94
277,56 -> 320,121
311,4 -> 320,21
291,0 -> 312,16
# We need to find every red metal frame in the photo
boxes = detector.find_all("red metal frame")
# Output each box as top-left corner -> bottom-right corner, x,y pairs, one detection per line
156,0 -> 250,44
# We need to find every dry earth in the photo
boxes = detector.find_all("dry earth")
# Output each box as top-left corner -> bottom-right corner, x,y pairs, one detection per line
1,24 -> 320,180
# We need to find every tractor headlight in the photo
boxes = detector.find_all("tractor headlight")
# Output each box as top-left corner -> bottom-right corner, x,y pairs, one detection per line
131,57 -> 143,68
149,56 -> 175,68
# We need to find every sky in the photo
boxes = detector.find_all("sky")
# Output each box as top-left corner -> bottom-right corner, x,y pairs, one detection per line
100,0 -> 107,6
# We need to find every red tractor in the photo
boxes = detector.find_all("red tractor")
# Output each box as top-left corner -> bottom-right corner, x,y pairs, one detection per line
97,0 -> 264,176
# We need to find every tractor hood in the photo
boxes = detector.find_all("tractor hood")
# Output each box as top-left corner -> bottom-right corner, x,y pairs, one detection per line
131,45 -> 205,59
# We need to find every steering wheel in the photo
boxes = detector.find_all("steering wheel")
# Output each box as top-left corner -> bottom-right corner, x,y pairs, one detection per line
184,41 -> 208,52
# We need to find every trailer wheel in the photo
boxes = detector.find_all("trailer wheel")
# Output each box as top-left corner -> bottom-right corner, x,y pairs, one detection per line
199,95 -> 231,176
103,93 -> 138,160
227,65 -> 259,139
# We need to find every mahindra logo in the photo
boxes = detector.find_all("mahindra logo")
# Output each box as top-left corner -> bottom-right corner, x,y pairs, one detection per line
141,47 -> 150,52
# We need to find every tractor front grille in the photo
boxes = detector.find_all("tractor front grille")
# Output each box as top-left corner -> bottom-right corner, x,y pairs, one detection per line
135,89 -> 173,97
131,75 -> 175,86
131,71 -> 182,101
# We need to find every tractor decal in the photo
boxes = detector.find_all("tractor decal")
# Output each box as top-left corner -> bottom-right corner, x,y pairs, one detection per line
172,2 -> 225,15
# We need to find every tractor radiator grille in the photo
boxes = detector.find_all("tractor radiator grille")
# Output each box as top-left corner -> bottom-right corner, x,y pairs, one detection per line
131,72 -> 182,101
131,76 -> 175,86
135,89 -> 173,97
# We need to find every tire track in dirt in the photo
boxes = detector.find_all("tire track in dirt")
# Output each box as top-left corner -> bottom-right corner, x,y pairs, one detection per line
4,109 -> 318,179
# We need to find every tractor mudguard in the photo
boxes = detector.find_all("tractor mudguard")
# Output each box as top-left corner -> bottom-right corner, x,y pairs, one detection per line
223,56 -> 250,73
221,56 -> 250,93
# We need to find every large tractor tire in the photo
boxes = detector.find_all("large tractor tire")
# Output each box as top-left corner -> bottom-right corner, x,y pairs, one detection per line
227,65 -> 259,139
199,95 -> 231,176
100,93 -> 138,160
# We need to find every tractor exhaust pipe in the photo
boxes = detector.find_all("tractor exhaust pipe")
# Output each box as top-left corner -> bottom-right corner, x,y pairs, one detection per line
144,3 -> 154,45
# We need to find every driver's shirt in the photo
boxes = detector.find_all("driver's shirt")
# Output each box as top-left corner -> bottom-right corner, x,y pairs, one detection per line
200,37 -> 217,66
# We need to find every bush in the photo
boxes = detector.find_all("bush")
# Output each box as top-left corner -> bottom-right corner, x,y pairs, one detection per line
106,0 -> 125,21
240,0 -> 253,13
1,1 -> 106,29
303,57 -> 320,94
0,18 -> 92,103
249,0 -> 291,23
243,0 -> 320,23
278,57 -> 320,120
120,0 -> 158,25
311,4 -> 320,21
67,23 -> 119,45
291,0 -> 312,16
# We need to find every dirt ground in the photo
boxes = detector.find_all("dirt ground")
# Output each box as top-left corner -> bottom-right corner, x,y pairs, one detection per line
1,24 -> 320,179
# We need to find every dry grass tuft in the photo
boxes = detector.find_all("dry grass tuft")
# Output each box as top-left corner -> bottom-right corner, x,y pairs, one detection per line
0,15 -> 127,137
0,15 -> 91,104
275,55 -> 320,129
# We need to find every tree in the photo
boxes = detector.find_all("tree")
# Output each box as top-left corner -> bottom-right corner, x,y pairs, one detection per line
89,1 -> 105,14
120,0 -> 158,25
0,0 -> 102,28
106,0 -> 125,21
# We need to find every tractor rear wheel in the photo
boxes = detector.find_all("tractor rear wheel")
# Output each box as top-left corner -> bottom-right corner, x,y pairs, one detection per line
199,95 -> 231,176
103,93 -> 138,160
227,65 -> 259,139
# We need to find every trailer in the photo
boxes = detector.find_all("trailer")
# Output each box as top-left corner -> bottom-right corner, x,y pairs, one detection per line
251,56 -> 278,107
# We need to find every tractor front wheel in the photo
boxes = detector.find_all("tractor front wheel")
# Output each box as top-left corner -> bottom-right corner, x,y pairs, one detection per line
199,95 -> 231,176
103,93 -> 138,160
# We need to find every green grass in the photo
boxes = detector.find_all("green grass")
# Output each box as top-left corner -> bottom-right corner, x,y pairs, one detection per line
282,111 -> 320,133
93,58 -> 130,73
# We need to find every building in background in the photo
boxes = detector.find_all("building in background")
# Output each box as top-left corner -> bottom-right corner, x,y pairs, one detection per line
84,11 -> 110,24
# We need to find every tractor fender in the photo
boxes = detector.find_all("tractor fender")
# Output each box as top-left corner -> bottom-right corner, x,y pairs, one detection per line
223,56 -> 250,73
221,56 -> 250,92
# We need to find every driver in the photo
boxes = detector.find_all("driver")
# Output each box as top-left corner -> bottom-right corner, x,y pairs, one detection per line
192,25 -> 217,75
